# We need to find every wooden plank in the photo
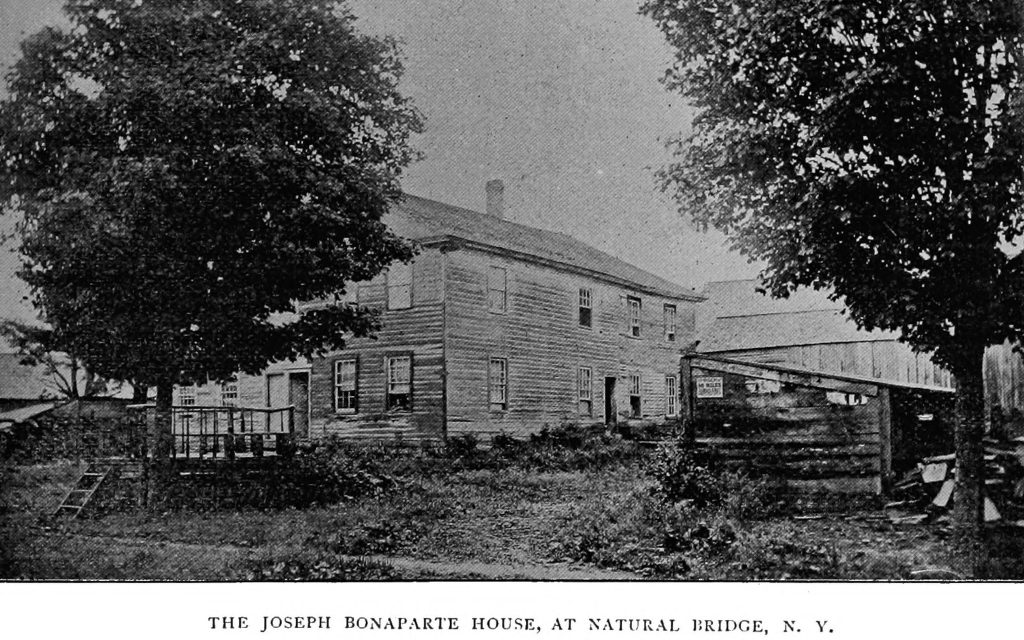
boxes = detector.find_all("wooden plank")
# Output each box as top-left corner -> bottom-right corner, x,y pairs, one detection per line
878,387 -> 893,491
690,357 -> 879,396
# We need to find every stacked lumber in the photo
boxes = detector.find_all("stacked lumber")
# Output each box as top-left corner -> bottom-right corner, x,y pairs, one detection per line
886,441 -> 1024,526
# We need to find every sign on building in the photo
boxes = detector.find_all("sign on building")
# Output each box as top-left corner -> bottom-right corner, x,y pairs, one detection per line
695,376 -> 724,399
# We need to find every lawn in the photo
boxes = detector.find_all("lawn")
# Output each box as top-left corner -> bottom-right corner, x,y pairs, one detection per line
0,445 -> 972,581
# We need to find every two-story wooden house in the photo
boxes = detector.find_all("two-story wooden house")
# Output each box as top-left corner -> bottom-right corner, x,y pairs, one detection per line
176,183 -> 702,443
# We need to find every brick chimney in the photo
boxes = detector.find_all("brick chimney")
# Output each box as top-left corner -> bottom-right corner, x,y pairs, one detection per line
486,179 -> 505,219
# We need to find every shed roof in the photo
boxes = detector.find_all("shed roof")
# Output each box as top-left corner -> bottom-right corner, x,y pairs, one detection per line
386,195 -> 703,301
0,353 -> 64,401
0,401 -> 62,431
698,279 -> 898,352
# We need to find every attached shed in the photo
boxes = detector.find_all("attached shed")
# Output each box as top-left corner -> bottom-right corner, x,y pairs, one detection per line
683,355 -> 955,494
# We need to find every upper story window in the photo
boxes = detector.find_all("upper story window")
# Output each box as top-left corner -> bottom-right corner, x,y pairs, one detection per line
578,367 -> 593,416
627,296 -> 642,337
664,304 -> 677,342
220,381 -> 238,407
386,355 -> 412,411
489,357 -> 508,411
334,358 -> 358,414
488,265 -> 507,313
578,287 -> 593,328
387,262 -> 412,309
665,375 -> 678,417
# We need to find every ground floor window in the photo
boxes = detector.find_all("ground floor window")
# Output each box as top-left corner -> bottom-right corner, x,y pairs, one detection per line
386,355 -> 412,410
665,374 -> 678,417
489,357 -> 508,411
334,358 -> 358,413
220,380 -> 238,407
578,367 -> 593,416
629,373 -> 642,418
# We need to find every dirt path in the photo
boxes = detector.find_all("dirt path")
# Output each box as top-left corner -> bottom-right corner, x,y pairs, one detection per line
58,531 -> 639,580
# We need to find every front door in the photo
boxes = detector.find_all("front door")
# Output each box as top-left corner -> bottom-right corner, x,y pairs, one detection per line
604,377 -> 617,427
288,372 -> 310,438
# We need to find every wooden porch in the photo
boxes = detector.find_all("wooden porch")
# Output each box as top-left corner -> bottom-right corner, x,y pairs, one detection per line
127,404 -> 297,461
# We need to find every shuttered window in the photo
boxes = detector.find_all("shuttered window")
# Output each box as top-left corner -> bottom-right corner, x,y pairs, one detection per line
489,357 -> 508,410
335,358 -> 358,413
665,375 -> 678,417
627,296 -> 642,337
578,367 -> 593,416
386,355 -> 412,410
488,266 -> 507,313
664,304 -> 677,342
387,262 -> 412,309
578,287 -> 593,327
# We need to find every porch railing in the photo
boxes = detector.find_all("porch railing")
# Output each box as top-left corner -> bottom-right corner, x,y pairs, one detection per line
127,404 -> 296,460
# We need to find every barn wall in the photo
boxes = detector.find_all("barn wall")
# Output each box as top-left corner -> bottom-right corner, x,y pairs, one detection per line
985,341 -> 1024,416
689,365 -> 884,493
444,247 -> 694,439
705,341 -> 952,389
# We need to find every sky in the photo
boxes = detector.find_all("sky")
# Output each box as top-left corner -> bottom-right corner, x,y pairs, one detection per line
0,0 -> 760,324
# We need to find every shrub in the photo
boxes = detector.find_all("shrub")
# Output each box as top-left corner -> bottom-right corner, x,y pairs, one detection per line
648,441 -> 723,508
245,553 -> 400,581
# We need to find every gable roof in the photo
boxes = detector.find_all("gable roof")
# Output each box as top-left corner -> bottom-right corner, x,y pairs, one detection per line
385,195 -> 703,301
698,279 -> 898,352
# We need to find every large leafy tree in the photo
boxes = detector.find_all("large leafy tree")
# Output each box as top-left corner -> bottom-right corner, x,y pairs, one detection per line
0,0 -> 422,445
643,0 -> 1023,574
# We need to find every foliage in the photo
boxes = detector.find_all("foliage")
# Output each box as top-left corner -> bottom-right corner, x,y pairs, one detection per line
0,0 -> 423,392
643,0 -> 1023,370
245,553 -> 400,581
0,319 -> 113,398
643,0 -> 1023,569
647,441 -> 724,508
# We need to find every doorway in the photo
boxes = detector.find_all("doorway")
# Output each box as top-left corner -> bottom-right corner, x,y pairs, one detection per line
604,377 -> 617,427
288,372 -> 311,438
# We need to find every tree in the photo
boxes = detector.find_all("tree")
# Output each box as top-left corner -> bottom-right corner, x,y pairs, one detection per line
0,0 -> 422,454
643,0 -> 1023,575
0,319 -> 113,399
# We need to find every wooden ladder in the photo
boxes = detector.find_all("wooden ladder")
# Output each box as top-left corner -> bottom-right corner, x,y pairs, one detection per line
54,463 -> 111,518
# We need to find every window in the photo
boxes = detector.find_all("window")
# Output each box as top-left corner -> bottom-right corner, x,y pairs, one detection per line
629,373 -> 642,418
386,355 -> 412,410
387,262 -> 412,309
826,391 -> 868,406
220,381 -> 238,407
487,266 -> 507,313
179,386 -> 197,407
334,358 -> 358,413
665,375 -> 678,417
578,367 -> 593,416
627,296 -> 642,337
489,358 -> 509,411
578,287 -> 593,328
663,304 -> 677,341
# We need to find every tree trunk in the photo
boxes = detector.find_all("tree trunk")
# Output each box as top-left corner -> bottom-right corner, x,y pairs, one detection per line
149,380 -> 174,460
951,348 -> 987,577
132,384 -> 148,403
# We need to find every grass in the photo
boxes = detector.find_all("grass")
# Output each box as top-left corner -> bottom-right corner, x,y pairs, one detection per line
0,439 -> 986,581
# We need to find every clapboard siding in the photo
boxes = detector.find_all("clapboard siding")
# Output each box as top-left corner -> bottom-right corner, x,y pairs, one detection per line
309,302 -> 445,443
690,365 -> 885,493
444,248 -> 693,438
709,341 -> 952,389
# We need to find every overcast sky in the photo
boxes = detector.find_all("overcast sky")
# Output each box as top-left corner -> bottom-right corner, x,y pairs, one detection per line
0,0 -> 760,324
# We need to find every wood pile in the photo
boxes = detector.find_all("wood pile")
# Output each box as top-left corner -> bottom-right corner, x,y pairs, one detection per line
885,439 -> 1024,526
